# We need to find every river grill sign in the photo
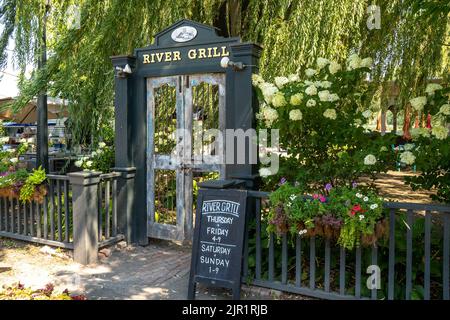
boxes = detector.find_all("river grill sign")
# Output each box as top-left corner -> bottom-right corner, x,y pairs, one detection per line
142,46 -> 230,64
188,189 -> 248,299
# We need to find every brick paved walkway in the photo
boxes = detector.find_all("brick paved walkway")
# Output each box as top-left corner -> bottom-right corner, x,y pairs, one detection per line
0,238 -> 284,300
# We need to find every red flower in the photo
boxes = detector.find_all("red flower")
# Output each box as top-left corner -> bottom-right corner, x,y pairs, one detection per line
350,204 -> 362,216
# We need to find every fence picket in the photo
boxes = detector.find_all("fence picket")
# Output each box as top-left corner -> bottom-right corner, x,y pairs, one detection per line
112,179 -> 117,236
424,211 -> 431,300
371,245 -> 378,300
10,198 -> 15,233
255,199 -> 261,280
296,235 -> 302,287
98,182 -> 103,240
269,233 -> 274,282
444,214 -> 449,300
17,198 -> 21,234
339,246 -> 345,295
64,180 -> 70,242
0,198 -> 3,231
388,208 -> 396,300
355,246 -> 361,299
324,238 -> 330,292
49,180 -> 55,240
29,202 -> 34,237
406,209 -> 413,300
282,233 -> 288,284
309,236 -> 316,289
36,202 -> 41,238
4,198 -> 9,231
105,180 -> 110,239
43,195 -> 48,239
57,180 -> 62,241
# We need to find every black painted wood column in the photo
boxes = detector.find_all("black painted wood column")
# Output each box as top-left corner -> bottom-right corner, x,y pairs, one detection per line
111,55 -> 147,245
227,43 -> 262,189
111,55 -> 136,168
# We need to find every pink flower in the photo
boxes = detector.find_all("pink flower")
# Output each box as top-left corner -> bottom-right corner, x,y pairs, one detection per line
319,195 -> 326,203
313,194 -> 319,199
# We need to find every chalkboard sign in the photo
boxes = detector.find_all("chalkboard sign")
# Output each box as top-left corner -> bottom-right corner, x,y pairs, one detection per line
188,188 -> 248,300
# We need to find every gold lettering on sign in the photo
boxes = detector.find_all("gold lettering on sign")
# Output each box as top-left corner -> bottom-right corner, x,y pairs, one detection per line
155,52 -> 164,62
221,46 -> 230,56
173,51 -> 181,61
198,48 -> 207,59
212,47 -> 221,57
188,49 -> 197,59
142,46 -> 230,64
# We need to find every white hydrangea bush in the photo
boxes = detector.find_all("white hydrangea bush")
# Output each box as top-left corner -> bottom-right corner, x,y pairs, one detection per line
253,53 -> 395,187
403,83 -> 450,203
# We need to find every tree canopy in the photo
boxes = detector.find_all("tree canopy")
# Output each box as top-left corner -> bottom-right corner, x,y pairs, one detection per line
0,0 -> 449,144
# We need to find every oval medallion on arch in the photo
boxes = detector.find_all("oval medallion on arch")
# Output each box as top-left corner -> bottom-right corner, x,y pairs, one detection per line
171,26 -> 198,43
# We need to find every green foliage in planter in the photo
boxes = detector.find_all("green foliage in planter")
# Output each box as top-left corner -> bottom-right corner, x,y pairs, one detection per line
0,169 -> 28,189
19,166 -> 47,203
327,186 -> 384,249
267,183 -> 385,250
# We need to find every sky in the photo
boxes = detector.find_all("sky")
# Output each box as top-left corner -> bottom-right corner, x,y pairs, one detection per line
0,22 -> 21,99
0,45 -> 20,99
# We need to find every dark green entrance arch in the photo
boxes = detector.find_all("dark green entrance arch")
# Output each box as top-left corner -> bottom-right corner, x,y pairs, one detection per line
111,19 -> 261,244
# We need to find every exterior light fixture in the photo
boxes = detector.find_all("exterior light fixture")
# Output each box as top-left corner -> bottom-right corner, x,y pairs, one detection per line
115,64 -> 133,78
220,57 -> 244,71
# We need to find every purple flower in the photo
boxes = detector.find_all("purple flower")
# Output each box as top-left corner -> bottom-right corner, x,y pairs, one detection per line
325,183 -> 332,191
352,181 -> 357,189
279,177 -> 287,185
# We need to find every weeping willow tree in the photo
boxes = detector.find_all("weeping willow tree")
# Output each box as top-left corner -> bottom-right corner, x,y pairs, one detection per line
0,0 -> 449,145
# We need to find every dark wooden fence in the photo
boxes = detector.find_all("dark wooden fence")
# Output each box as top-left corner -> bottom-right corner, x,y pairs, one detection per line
0,170 -> 130,264
243,191 -> 450,300
98,172 -> 123,248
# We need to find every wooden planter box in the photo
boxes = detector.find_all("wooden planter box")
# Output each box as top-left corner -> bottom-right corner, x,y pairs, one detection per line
0,184 -> 48,203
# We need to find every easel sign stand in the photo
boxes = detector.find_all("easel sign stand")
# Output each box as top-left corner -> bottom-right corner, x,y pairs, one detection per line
188,180 -> 248,300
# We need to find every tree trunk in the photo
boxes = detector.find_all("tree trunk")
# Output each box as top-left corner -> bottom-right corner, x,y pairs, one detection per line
376,111 -> 381,131
403,104 -> 412,140
414,112 -> 420,128
392,111 -> 397,134
380,111 -> 386,135
228,0 -> 242,37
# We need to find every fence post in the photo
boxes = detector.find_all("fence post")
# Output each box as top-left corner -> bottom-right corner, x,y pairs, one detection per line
68,171 -> 101,265
112,167 -> 141,245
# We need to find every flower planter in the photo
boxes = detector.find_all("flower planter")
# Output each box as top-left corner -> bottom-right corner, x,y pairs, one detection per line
289,217 -> 389,248
0,184 -> 48,204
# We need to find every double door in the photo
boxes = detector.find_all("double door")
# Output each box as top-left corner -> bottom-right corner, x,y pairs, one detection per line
146,74 -> 226,241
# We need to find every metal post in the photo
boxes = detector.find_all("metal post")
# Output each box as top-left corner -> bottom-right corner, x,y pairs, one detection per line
36,1 -> 50,172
